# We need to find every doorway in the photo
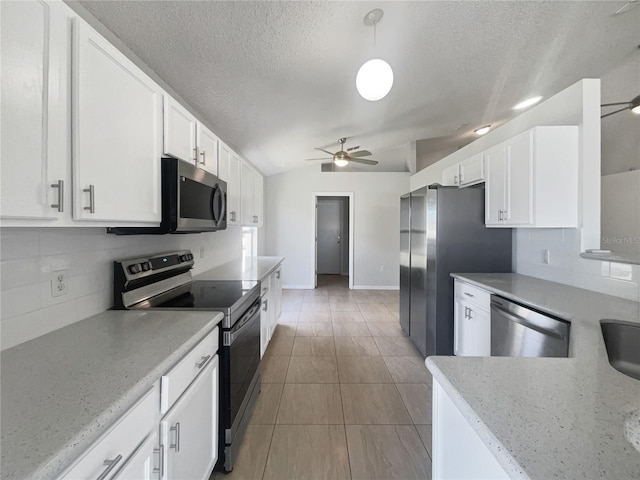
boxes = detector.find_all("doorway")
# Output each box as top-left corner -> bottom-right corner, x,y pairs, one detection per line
313,193 -> 354,289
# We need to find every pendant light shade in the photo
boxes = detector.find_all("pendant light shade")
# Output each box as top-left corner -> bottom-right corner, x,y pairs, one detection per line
356,59 -> 394,101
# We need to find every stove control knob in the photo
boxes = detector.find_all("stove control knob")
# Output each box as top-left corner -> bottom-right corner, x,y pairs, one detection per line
141,262 -> 151,272
188,254 -> 194,260
180,255 -> 188,262
128,264 -> 142,274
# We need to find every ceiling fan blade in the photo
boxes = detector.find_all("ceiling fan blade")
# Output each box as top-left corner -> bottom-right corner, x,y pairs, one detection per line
305,157 -> 332,161
347,145 -> 360,152
349,158 -> 378,165
314,147 -> 335,156
348,150 -> 372,158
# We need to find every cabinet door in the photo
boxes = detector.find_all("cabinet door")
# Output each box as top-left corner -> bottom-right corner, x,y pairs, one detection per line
217,142 -> 231,182
441,164 -> 460,186
253,170 -> 264,227
113,431 -> 161,480
260,293 -> 271,357
453,298 -> 464,356
459,154 -> 484,187
240,162 -> 255,226
273,268 -> 282,322
163,96 -> 197,164
505,131 -> 534,226
228,153 -> 242,225
73,20 -> 162,223
484,143 -> 507,225
196,124 -> 219,176
1,0 -> 69,220
161,355 -> 218,480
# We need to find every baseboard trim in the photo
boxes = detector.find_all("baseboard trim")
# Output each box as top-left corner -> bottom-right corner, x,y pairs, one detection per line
283,284 -> 314,289
351,285 -> 399,290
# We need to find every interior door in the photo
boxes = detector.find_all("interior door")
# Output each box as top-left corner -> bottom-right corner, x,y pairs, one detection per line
316,200 -> 342,274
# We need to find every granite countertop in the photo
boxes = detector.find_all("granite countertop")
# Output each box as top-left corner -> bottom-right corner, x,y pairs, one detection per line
1,310 -> 223,480
194,256 -> 284,282
427,273 -> 640,480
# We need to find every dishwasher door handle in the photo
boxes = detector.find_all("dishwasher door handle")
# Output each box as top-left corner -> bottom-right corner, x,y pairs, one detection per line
491,303 -> 567,340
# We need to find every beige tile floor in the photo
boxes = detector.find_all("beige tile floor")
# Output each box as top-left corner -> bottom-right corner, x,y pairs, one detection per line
215,275 -> 433,480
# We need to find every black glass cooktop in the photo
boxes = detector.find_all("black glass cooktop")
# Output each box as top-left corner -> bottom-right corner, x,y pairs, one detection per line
155,280 -> 259,310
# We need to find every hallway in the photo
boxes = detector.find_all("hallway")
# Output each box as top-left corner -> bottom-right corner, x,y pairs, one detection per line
220,275 -> 433,480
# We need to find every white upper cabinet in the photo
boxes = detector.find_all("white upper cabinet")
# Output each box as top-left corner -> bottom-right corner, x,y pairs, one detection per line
485,126 -> 578,228
441,164 -> 460,186
163,96 -> 197,164
459,153 -> 485,187
253,169 -> 264,227
1,0 -> 70,220
218,142 -> 242,225
241,162 -> 264,227
196,124 -> 219,177
72,19 -> 162,223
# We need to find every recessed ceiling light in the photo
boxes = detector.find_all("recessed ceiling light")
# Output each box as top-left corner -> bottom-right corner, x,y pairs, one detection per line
474,125 -> 491,135
513,96 -> 543,110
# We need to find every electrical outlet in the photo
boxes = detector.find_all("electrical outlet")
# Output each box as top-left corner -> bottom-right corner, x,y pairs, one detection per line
542,249 -> 550,265
51,270 -> 68,297
200,246 -> 205,259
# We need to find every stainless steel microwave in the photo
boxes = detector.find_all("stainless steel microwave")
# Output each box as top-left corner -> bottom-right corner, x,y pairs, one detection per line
108,158 -> 227,235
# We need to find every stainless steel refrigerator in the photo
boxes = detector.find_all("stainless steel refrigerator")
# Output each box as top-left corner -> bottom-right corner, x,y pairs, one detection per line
400,185 -> 512,357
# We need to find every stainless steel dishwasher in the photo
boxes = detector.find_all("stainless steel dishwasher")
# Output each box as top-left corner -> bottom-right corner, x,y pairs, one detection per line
491,296 -> 570,357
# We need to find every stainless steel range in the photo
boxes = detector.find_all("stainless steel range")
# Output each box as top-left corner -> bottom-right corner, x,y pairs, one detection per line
113,250 -> 261,473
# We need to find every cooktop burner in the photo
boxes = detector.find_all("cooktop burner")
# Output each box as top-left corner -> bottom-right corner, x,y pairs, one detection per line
154,280 -> 259,310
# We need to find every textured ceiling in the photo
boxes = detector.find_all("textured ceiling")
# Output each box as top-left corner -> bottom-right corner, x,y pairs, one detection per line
75,1 -> 640,175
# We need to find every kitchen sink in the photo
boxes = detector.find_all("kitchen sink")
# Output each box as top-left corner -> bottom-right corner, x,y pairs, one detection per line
601,320 -> 640,381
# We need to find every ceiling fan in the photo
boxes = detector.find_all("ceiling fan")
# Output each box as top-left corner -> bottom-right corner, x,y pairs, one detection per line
306,138 -> 378,167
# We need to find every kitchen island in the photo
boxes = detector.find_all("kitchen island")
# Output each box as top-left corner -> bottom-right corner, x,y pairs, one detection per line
427,273 -> 640,479
1,310 -> 223,480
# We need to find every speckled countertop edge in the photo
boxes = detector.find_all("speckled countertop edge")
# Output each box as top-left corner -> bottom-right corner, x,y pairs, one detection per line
1,311 -> 224,480
426,357 -> 531,480
193,256 -> 285,282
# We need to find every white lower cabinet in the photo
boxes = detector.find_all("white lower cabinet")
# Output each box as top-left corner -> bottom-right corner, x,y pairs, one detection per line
260,266 -> 284,356
272,268 -> 282,329
453,280 -> 491,356
60,387 -> 157,480
161,355 -> 219,480
113,431 -> 161,480
433,380 -> 509,479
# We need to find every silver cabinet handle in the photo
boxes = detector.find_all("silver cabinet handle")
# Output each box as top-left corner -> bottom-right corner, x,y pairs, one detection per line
464,306 -> 469,319
503,209 -> 508,221
195,354 -> 211,369
463,292 -> 474,298
276,270 -> 281,279
199,150 -> 206,166
96,455 -> 122,480
153,444 -> 164,478
468,307 -> 473,319
454,174 -> 458,184
498,209 -> 504,221
230,211 -> 236,222
193,147 -> 199,165
337,234 -> 341,244
83,185 -> 95,213
170,422 -> 181,452
51,180 -> 64,212
253,215 -> 258,223
263,299 -> 268,312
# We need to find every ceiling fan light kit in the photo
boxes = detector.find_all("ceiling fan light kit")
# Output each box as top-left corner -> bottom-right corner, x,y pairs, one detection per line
357,9 -> 393,102
306,137 -> 378,167
601,94 -> 640,118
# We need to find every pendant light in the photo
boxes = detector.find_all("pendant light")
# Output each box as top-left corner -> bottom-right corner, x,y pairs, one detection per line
356,9 -> 393,102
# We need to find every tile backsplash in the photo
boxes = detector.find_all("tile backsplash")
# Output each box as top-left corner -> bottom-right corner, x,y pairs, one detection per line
1,227 -> 243,350
514,228 -> 639,301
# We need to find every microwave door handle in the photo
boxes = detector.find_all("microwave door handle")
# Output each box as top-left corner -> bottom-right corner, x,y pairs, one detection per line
211,186 -> 226,226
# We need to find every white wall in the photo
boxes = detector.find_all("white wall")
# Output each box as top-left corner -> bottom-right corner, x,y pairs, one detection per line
410,79 -> 639,301
265,167 -> 410,289
602,170 -> 640,258
0,227 -> 243,350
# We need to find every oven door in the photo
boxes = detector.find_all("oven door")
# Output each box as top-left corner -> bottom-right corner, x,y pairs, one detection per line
172,158 -> 227,232
225,299 -> 261,436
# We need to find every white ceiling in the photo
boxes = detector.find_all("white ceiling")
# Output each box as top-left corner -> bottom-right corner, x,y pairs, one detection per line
75,1 -> 640,176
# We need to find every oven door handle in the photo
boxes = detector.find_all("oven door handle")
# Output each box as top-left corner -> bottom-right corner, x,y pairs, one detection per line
225,302 -> 260,345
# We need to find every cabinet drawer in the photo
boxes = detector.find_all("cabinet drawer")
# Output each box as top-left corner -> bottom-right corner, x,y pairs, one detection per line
454,281 -> 491,311
161,327 -> 218,414
60,387 -> 156,480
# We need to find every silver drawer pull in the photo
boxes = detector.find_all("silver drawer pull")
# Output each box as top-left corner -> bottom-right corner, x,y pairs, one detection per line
230,211 -> 236,222
96,454 -> 122,480
276,271 -> 281,279
170,422 -> 181,452
195,355 -> 211,369
83,185 -> 95,213
153,444 -> 164,477
464,292 -> 474,297
51,180 -> 64,212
